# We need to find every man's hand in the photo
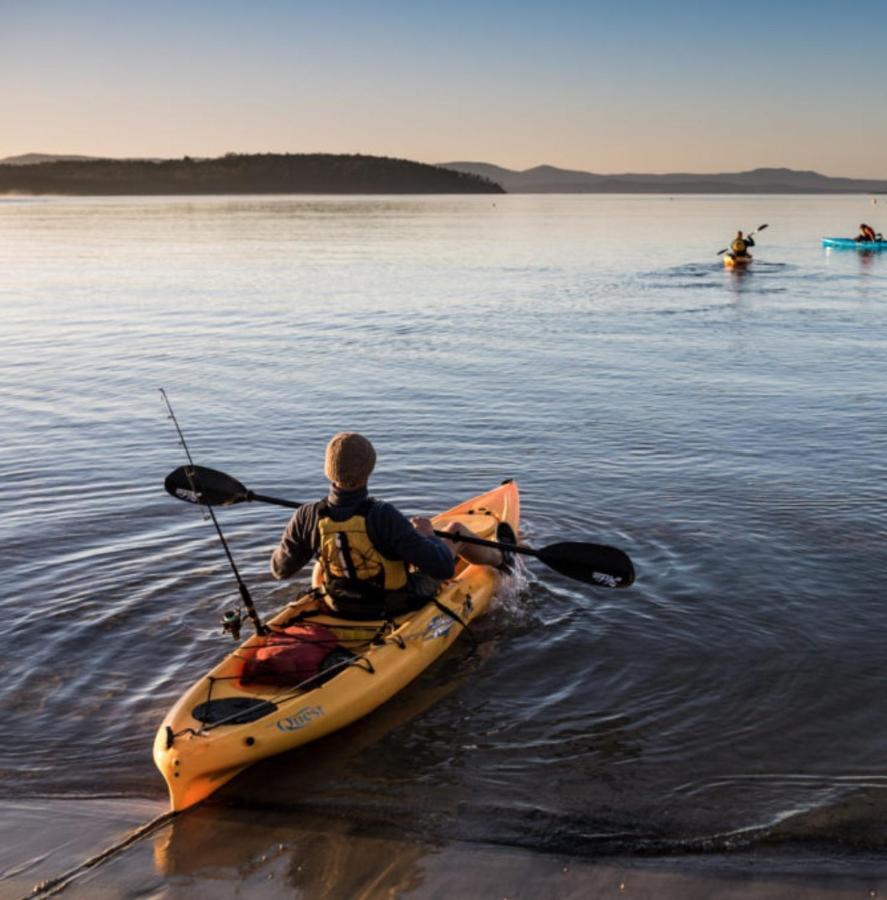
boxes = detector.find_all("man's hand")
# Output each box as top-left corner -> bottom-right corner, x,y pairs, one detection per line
410,516 -> 436,539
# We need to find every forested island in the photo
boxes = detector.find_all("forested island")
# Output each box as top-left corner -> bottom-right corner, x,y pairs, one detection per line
0,153 -> 505,195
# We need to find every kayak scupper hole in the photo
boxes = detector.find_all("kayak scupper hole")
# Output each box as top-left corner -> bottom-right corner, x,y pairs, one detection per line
245,737 -> 255,747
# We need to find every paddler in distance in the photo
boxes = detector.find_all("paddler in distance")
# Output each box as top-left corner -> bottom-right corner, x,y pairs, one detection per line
856,223 -> 881,242
271,432 -> 504,619
727,230 -> 755,260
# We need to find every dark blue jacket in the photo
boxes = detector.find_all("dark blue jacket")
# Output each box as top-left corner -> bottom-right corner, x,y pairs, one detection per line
270,485 -> 455,582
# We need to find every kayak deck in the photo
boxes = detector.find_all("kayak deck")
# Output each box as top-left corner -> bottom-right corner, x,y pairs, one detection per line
153,480 -> 520,811
723,253 -> 752,269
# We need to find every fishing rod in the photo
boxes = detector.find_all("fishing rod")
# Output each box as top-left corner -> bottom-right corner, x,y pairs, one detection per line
159,389 -> 267,637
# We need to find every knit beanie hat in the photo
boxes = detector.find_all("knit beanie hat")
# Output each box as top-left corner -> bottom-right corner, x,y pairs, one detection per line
324,432 -> 376,488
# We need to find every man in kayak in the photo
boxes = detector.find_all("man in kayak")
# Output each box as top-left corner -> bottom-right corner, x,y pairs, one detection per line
856,224 -> 881,242
728,230 -> 754,259
270,432 -> 503,618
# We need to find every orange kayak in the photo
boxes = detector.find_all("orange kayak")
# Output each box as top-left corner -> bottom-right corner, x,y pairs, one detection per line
153,480 -> 520,811
724,253 -> 753,269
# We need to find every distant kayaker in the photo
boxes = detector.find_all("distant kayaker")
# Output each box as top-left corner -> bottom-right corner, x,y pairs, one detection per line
270,432 -> 503,618
728,230 -> 755,258
856,223 -> 879,242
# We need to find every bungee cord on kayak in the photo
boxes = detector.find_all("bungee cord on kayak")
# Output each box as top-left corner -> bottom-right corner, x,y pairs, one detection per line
163,646 -> 377,742
161,586 -> 488,746
162,610 -> 428,742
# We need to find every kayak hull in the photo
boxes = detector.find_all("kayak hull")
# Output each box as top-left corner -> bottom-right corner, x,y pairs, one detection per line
723,254 -> 752,269
154,480 -> 520,811
822,237 -> 887,251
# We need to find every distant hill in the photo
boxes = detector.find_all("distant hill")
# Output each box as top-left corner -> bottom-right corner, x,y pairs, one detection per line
0,153 -> 101,165
0,153 -> 504,195
440,162 -> 887,194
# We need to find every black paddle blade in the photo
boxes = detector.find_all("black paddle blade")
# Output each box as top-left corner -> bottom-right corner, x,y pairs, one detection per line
164,465 -> 250,507
536,541 -> 635,588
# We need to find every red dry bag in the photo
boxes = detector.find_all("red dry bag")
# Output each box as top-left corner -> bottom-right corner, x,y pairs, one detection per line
240,623 -> 339,686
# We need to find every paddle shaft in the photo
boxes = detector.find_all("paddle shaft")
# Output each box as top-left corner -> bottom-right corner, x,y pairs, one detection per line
249,491 -> 301,509
434,528 -> 529,557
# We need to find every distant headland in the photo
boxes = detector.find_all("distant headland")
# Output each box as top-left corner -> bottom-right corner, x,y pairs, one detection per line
439,162 -> 887,194
2,153 -> 885,195
0,153 -> 504,195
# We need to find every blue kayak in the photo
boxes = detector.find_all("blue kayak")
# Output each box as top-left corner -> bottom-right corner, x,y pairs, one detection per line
822,237 -> 887,250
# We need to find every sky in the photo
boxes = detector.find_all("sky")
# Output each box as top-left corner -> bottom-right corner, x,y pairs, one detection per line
3,0 -> 886,176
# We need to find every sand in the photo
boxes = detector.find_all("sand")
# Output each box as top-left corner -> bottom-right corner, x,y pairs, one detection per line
3,798 -> 886,899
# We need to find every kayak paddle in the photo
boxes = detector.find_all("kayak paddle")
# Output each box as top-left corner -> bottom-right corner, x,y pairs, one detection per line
717,222 -> 768,255
164,465 -> 636,589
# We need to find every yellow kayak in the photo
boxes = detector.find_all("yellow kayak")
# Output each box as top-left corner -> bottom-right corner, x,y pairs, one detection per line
153,480 -> 520,811
723,253 -> 752,269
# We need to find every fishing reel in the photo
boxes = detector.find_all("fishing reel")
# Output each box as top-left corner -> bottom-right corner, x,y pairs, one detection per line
221,608 -> 243,641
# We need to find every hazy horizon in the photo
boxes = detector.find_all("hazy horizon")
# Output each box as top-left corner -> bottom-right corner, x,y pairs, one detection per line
4,0 -> 886,179
1,152 -> 885,182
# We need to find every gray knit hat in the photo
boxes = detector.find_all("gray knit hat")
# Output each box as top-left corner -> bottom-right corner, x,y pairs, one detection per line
324,432 -> 376,488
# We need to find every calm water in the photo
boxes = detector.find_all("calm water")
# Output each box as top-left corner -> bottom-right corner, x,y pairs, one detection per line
2,194 -> 886,866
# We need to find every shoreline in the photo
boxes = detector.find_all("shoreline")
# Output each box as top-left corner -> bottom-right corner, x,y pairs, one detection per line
5,798 -> 887,899
1,189 -> 885,198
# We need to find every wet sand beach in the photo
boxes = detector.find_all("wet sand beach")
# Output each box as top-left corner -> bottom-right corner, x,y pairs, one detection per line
6,798 -> 886,899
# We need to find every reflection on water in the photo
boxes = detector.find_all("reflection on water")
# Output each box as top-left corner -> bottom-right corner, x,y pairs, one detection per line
153,806 -> 439,895
1,194 -> 887,867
